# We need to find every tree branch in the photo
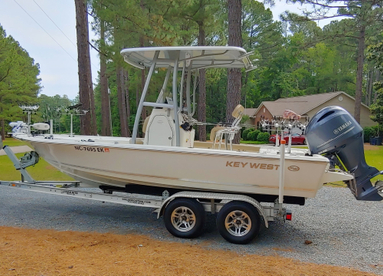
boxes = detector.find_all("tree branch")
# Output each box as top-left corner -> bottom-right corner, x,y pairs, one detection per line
309,13 -> 354,20
303,0 -> 348,9
0,67 -> 11,83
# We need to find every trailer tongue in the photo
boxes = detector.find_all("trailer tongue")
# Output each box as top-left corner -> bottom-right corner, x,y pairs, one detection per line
305,106 -> 383,201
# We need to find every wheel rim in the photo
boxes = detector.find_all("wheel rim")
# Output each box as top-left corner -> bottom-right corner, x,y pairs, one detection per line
225,210 -> 252,237
170,206 -> 196,232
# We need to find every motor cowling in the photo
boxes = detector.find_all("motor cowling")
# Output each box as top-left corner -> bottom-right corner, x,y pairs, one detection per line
305,106 -> 382,201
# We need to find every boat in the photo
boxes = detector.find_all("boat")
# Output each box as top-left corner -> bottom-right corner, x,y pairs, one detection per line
11,46 -> 382,203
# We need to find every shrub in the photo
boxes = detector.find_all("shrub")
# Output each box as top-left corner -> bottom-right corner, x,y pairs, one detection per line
242,128 -> 254,141
257,132 -> 270,142
247,129 -> 260,141
363,127 -> 375,143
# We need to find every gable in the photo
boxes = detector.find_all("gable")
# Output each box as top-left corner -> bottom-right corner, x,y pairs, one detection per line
253,91 -> 375,128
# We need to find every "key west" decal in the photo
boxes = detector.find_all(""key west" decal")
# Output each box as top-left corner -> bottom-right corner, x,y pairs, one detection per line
226,161 -> 279,170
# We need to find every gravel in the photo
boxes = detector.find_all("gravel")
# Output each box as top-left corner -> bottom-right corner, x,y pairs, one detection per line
0,185 -> 382,274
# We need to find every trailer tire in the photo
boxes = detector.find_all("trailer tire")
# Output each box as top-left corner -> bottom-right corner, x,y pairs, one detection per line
217,201 -> 261,244
164,198 -> 205,239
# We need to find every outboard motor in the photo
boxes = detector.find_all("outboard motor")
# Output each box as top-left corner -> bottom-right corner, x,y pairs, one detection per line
305,106 -> 383,201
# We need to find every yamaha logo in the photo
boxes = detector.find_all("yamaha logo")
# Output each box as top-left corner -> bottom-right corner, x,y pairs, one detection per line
333,121 -> 352,136
288,165 -> 300,172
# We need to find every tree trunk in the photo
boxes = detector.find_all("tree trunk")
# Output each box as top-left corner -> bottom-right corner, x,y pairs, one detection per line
197,21 -> 206,142
100,20 -> 112,136
139,2 -> 147,128
366,69 -> 374,106
1,119 -> 5,141
124,69 -> 131,136
375,71 -> 382,102
117,66 -> 129,137
226,0 -> 242,144
354,25 -> 365,123
75,0 -> 95,135
140,68 -> 147,122
89,81 -> 97,135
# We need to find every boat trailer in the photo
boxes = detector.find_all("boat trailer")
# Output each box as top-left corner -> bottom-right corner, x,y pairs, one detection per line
0,140 -> 291,244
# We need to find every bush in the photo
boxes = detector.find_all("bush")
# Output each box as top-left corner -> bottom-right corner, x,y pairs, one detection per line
247,130 -> 260,141
242,128 -> 254,141
257,132 -> 270,142
363,127 -> 375,143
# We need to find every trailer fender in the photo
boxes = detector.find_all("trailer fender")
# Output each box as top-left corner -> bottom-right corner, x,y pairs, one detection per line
157,191 -> 269,228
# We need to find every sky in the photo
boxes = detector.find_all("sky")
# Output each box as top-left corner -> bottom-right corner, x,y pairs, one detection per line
0,0 -> 334,101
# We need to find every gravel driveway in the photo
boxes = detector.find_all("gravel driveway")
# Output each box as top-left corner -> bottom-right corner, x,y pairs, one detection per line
0,185 -> 382,274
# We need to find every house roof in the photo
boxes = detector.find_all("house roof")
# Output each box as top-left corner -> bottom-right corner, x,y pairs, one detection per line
243,108 -> 257,117
255,91 -> 369,116
274,91 -> 343,114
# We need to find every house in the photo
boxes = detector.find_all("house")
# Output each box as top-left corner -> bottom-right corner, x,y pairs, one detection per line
245,91 -> 376,129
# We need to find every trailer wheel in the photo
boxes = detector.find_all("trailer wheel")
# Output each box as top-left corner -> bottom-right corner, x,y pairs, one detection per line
217,201 -> 261,244
376,181 -> 383,197
164,198 -> 205,239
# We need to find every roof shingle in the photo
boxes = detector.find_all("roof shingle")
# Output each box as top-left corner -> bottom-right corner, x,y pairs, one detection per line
261,91 -> 344,116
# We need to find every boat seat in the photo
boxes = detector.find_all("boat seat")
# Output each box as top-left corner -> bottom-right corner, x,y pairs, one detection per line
213,104 -> 244,150
210,126 -> 226,142
142,116 -> 150,134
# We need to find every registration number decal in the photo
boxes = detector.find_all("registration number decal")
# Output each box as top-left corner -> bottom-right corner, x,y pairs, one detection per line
74,146 -> 110,153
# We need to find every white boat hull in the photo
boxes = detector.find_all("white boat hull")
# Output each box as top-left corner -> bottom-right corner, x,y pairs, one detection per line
17,134 -> 352,200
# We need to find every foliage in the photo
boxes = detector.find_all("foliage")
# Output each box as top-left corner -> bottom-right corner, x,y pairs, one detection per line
370,89 -> 383,131
242,128 -> 254,141
363,127 -> 375,143
87,0 -> 383,138
368,41 -> 383,72
367,41 -> 383,134
0,25 -> 41,138
363,126 -> 383,142
256,132 -> 270,142
247,129 -> 260,141
285,0 -> 383,122
3,2 -> 383,139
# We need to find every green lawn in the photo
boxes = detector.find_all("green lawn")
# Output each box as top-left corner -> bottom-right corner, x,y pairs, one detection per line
0,153 -> 74,181
2,137 -> 28,147
240,140 -> 269,145
365,145 -> 383,182
1,138 -> 74,181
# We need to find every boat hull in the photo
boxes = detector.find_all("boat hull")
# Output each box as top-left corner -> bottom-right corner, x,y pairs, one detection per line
20,135 -> 337,199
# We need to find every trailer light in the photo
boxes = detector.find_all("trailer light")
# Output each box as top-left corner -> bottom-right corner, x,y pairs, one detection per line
286,212 -> 292,221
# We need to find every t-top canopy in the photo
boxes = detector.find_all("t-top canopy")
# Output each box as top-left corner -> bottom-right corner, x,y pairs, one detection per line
120,46 -> 254,71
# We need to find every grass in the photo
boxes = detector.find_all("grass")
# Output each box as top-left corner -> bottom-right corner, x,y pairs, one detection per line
365,145 -> 383,182
240,140 -> 269,144
2,137 -> 28,147
1,138 -> 74,181
0,153 -> 74,181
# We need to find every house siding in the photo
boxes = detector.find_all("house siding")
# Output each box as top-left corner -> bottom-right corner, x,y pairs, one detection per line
245,91 -> 377,130
253,105 -> 274,128
306,96 -> 376,128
